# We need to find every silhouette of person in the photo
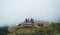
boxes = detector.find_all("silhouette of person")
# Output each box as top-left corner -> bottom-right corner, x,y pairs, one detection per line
31,18 -> 34,23
25,18 -> 28,23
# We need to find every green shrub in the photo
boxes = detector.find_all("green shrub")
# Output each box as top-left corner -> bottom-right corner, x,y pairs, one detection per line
22,32 -> 28,35
0,26 -> 9,35
15,32 -> 18,35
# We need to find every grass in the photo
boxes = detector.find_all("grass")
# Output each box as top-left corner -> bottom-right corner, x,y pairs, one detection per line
8,26 -> 38,35
8,25 -> 60,35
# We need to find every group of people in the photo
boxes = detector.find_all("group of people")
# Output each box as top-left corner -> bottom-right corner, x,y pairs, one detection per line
25,18 -> 34,23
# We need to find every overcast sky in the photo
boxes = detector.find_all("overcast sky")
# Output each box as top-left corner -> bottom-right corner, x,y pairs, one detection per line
0,0 -> 60,26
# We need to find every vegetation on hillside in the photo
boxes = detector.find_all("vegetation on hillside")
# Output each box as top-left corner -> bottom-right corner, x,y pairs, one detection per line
0,22 -> 60,35
0,26 -> 9,35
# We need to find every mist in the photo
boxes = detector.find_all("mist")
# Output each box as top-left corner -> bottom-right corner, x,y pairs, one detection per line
0,0 -> 60,26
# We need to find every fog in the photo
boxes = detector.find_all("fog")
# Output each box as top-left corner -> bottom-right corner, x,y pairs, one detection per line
0,0 -> 60,26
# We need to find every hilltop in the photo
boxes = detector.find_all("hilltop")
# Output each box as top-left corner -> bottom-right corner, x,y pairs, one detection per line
8,22 -> 60,35
1,18 -> 60,35
7,21 -> 60,35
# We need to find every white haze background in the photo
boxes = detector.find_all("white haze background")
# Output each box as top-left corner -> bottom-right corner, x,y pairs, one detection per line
0,0 -> 60,26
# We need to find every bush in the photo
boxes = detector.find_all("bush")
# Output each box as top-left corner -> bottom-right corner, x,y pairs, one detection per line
0,26 -> 9,35
21,32 -> 28,35
15,32 -> 18,35
35,29 -> 46,35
